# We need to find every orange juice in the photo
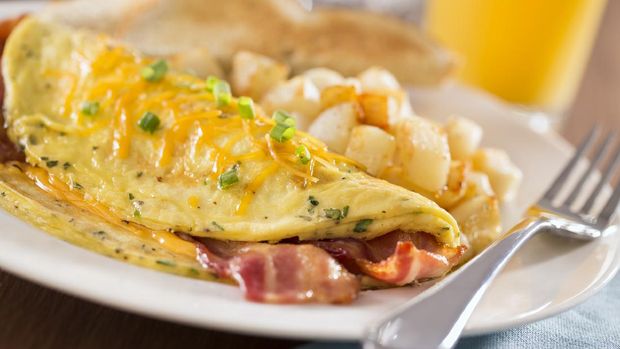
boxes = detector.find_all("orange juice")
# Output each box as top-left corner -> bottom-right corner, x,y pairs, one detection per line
426,0 -> 606,113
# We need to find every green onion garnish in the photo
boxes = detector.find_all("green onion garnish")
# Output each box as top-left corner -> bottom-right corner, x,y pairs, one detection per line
213,80 -> 232,107
138,112 -> 160,134
270,110 -> 297,142
141,59 -> 168,82
238,96 -> 255,120
205,76 -> 220,93
273,110 -> 296,127
270,123 -> 296,142
218,164 -> 239,190
353,219 -> 373,233
80,101 -> 100,116
295,145 -> 311,164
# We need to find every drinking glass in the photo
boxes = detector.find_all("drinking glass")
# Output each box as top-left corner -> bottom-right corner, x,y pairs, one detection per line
425,0 -> 607,126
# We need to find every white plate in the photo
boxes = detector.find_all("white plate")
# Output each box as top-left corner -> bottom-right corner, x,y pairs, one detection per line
0,1 -> 619,341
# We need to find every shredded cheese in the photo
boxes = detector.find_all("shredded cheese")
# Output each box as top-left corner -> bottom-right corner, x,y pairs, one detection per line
48,43 -> 362,211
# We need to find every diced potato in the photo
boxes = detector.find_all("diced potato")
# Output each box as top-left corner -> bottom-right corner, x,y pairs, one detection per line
434,161 -> 471,209
357,67 -> 401,92
358,93 -> 390,129
303,68 -> 344,90
320,85 -> 358,111
472,148 -> 522,202
445,116 -> 483,161
393,117 -> 451,192
450,195 -> 502,254
261,76 -> 321,130
230,51 -> 290,100
168,47 -> 223,78
345,125 -> 396,176
466,171 -> 495,198
308,103 -> 360,153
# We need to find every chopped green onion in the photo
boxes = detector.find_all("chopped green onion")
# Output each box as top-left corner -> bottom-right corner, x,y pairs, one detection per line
283,118 -> 296,127
133,209 -> 141,218
273,110 -> 296,127
218,164 -> 239,190
270,123 -> 296,142
238,96 -> 255,120
295,145 -> 311,164
353,219 -> 373,233
205,76 -> 220,93
141,59 -> 168,82
270,110 -> 297,142
138,112 -> 160,134
213,80 -> 232,107
80,101 -> 100,116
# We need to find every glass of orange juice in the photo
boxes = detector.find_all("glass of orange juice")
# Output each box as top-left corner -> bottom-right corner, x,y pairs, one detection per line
425,0 -> 607,124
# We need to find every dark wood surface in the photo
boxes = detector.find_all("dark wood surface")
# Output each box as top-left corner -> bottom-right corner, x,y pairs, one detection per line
1,2 -> 620,349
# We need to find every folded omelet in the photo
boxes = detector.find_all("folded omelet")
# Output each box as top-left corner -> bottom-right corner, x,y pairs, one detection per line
0,18 -> 463,303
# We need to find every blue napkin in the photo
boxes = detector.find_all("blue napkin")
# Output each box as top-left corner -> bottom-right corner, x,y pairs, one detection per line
299,273 -> 620,349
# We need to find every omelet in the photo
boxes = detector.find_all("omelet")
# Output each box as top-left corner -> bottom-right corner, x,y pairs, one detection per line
3,17 -> 460,246
0,18 -> 465,303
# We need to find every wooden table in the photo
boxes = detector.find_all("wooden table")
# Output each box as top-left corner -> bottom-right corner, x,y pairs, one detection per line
2,2 -> 620,349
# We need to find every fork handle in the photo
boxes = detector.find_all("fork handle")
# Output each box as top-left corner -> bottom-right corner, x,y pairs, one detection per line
364,217 -> 549,349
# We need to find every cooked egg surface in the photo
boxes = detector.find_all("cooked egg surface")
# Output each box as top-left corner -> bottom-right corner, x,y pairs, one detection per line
3,18 -> 460,246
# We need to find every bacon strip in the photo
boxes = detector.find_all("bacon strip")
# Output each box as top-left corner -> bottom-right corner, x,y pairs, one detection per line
356,241 -> 454,285
194,231 -> 465,303
313,232 -> 465,286
197,241 -> 359,304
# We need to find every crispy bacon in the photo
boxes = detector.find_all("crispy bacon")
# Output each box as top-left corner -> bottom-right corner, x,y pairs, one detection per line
197,241 -> 360,303
357,241 -> 455,285
314,232 -> 465,285
195,232 -> 465,303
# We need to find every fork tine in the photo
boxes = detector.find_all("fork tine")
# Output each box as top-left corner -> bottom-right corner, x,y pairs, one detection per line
582,142 -> 620,213
581,141 -> 620,213
595,146 -> 620,222
564,131 -> 616,207
542,125 -> 600,201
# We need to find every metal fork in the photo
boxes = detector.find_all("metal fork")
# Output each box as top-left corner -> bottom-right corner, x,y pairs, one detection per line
363,126 -> 620,349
